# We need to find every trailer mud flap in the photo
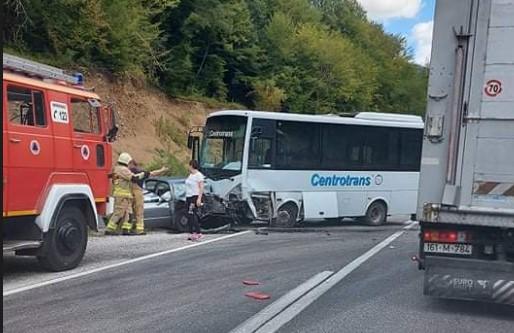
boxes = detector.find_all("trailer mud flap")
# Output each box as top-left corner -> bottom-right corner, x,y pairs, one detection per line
425,266 -> 514,305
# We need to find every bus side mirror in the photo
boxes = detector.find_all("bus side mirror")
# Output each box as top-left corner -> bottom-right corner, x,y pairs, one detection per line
251,127 -> 263,138
187,134 -> 194,149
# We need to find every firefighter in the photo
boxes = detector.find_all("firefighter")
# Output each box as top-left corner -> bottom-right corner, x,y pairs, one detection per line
129,160 -> 168,235
105,152 -> 145,236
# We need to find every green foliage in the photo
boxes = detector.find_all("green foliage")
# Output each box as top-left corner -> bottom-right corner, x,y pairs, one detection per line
160,0 -> 260,102
4,0 -> 428,115
146,149 -> 188,176
4,0 -> 178,76
154,115 -> 186,147
251,79 -> 286,111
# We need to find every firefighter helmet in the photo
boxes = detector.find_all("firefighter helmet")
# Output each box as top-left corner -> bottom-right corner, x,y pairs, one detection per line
118,152 -> 132,165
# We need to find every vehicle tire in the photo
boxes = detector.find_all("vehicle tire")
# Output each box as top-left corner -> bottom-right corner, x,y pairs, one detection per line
361,201 -> 387,226
271,203 -> 298,228
173,208 -> 189,233
37,205 -> 88,272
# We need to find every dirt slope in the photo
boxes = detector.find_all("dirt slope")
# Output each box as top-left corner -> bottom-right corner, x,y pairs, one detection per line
86,73 -> 215,167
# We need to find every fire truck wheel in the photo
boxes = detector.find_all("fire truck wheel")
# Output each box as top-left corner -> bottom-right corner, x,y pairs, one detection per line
38,205 -> 88,272
272,203 -> 298,228
361,201 -> 387,226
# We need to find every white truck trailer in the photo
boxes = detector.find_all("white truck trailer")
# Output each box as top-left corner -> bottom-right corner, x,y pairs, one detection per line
417,0 -> 514,305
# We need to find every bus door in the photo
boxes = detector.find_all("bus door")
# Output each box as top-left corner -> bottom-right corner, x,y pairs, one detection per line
69,97 -> 109,201
5,83 -> 54,214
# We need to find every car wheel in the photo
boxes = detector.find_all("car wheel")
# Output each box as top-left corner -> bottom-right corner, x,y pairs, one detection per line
361,201 -> 387,226
174,208 -> 189,233
37,205 -> 88,271
271,203 -> 298,228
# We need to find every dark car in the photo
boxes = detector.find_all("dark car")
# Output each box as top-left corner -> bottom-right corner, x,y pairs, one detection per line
142,177 -> 189,232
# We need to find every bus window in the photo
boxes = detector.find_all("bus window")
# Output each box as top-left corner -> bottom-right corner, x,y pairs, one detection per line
71,98 -> 100,133
276,121 -> 320,170
249,138 -> 273,168
249,119 -> 275,169
200,115 -> 247,175
362,127 -> 400,170
399,129 -> 422,171
321,124 -> 349,170
322,124 -> 402,171
7,85 -> 46,127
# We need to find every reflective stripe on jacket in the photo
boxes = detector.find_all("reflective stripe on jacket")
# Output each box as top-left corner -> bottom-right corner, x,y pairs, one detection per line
112,165 -> 135,198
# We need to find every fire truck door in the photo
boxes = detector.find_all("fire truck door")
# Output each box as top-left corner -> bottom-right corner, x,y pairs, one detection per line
69,97 -> 108,199
5,85 -> 54,214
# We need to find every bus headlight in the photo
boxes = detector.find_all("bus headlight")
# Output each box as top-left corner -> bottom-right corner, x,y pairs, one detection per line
228,184 -> 242,202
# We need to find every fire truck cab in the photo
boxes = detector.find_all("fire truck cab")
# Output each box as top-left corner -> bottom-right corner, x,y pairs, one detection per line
2,54 -> 117,271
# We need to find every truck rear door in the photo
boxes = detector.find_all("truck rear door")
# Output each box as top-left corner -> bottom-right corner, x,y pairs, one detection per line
458,0 -> 514,211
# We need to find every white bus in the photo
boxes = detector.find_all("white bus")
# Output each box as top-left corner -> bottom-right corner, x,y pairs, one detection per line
191,110 -> 424,227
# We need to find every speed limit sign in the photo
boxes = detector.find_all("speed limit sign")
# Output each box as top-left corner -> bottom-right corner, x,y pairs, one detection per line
484,79 -> 502,97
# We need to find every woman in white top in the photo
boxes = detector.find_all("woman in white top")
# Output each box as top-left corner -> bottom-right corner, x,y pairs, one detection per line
185,160 -> 204,240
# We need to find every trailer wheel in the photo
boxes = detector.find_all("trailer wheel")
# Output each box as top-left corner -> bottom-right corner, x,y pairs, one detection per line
37,205 -> 88,271
174,208 -> 189,233
272,203 -> 298,228
361,201 -> 387,226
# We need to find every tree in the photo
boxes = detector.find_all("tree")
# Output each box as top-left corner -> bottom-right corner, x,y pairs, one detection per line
160,0 -> 261,100
4,0 -> 177,76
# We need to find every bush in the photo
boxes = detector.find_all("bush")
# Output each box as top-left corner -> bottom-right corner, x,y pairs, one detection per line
251,79 -> 285,111
154,115 -> 186,147
146,148 -> 188,177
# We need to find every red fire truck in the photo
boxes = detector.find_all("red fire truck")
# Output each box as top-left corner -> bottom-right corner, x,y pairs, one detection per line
2,54 -> 118,271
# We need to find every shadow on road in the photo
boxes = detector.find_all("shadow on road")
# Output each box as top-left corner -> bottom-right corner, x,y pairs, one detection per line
3,254 -> 46,275
429,298 -> 514,320
243,217 -> 412,234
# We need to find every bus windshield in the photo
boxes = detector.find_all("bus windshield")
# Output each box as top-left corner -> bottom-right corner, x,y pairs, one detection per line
200,115 -> 247,179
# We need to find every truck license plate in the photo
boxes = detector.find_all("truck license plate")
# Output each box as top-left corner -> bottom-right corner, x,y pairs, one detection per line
424,243 -> 472,255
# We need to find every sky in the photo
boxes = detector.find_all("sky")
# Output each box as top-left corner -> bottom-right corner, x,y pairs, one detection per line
356,0 -> 436,65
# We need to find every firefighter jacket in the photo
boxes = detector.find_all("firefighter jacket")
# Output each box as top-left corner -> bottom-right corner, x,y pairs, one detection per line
111,165 -> 144,198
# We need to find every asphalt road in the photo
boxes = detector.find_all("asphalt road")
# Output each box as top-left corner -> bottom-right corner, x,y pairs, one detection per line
3,218 -> 513,333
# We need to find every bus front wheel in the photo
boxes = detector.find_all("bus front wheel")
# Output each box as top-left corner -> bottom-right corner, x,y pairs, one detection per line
272,203 -> 298,228
361,201 -> 387,226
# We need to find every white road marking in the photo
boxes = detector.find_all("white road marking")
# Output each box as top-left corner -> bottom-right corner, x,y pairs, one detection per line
230,271 -> 334,333
235,222 -> 417,333
3,231 -> 251,297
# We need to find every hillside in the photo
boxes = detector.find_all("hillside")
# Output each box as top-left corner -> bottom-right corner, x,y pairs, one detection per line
5,0 -> 428,118
87,73 -> 216,174
4,0 -> 429,174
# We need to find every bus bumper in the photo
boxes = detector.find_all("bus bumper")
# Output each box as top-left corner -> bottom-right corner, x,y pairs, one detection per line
424,256 -> 514,305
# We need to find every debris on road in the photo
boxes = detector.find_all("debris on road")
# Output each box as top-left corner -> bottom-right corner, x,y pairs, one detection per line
201,224 -> 234,234
245,292 -> 271,300
242,280 -> 261,286
255,228 -> 269,235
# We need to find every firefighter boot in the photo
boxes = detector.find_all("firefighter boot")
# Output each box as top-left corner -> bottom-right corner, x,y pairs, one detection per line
105,221 -> 120,236
121,220 -> 133,235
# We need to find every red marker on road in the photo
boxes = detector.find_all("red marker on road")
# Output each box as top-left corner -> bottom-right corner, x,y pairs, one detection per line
245,291 -> 271,300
